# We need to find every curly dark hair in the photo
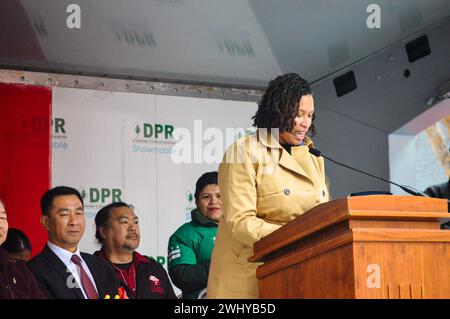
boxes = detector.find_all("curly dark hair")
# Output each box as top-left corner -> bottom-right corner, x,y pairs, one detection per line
252,73 -> 317,136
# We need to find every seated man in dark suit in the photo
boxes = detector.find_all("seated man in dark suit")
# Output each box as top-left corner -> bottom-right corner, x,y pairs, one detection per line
27,186 -> 120,299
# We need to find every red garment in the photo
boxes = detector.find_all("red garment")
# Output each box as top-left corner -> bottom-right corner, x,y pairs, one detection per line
95,249 -> 176,299
98,250 -> 149,297
71,254 -> 99,299
0,248 -> 46,299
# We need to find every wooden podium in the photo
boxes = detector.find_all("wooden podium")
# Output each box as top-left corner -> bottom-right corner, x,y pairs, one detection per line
249,195 -> 450,299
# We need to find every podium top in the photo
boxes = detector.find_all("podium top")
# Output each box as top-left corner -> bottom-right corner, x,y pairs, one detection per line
251,195 -> 449,262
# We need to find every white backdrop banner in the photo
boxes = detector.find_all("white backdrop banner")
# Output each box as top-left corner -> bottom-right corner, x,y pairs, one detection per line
51,87 -> 257,274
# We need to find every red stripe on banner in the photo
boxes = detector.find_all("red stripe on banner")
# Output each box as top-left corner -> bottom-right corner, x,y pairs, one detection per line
0,83 -> 51,257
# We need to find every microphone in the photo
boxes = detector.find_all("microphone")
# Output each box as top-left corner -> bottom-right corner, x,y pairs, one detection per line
309,148 -> 429,197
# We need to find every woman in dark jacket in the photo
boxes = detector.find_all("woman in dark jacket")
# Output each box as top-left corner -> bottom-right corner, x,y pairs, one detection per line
0,199 -> 45,299
1,228 -> 32,262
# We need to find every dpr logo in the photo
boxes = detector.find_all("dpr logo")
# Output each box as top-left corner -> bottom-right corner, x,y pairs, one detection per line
52,117 -> 69,150
81,187 -> 122,204
184,190 -> 196,221
134,122 -> 174,140
132,122 -> 176,154
79,187 -> 123,218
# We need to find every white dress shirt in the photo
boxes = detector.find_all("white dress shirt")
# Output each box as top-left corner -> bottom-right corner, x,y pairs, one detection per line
47,241 -> 99,299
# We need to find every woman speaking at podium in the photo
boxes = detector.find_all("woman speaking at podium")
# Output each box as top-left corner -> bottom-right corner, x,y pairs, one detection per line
207,73 -> 330,298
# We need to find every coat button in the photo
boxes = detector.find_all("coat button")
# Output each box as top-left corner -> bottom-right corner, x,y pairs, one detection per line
322,190 -> 326,197
284,188 -> 291,195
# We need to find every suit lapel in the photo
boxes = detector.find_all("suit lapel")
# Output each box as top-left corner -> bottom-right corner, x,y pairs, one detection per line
82,253 -> 103,298
42,245 -> 85,299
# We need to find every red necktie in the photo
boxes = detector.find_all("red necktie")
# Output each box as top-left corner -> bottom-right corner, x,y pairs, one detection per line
71,254 -> 99,299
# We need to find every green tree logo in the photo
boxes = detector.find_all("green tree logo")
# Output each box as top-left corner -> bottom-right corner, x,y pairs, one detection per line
135,124 -> 141,136
80,189 -> 87,200
187,192 -> 193,203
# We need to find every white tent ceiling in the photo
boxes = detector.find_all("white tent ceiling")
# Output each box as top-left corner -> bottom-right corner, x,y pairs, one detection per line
0,0 -> 449,87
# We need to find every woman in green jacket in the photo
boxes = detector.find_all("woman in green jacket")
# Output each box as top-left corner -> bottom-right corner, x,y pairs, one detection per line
167,172 -> 222,299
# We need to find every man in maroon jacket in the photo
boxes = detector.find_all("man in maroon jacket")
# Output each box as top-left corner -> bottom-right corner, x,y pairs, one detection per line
94,202 -> 176,299
0,199 -> 45,299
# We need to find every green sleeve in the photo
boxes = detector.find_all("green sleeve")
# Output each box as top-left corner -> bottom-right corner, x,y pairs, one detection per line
168,261 -> 210,296
168,232 -> 197,268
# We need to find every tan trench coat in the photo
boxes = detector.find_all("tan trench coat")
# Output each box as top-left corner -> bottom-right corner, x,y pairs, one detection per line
207,131 -> 329,298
